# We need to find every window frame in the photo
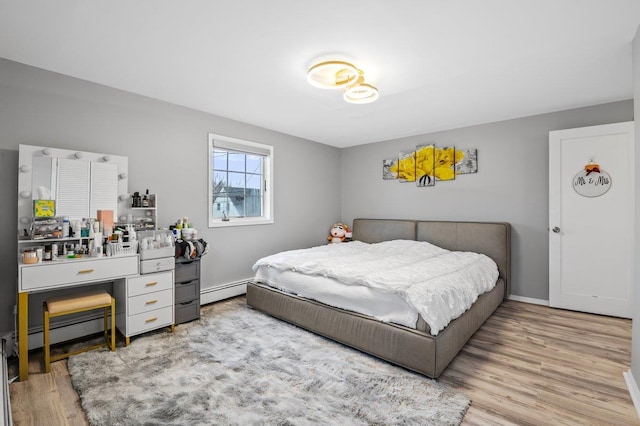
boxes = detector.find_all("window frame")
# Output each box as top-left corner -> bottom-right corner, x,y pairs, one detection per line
208,133 -> 274,228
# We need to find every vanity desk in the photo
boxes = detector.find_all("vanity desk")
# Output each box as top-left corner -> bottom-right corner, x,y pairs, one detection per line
17,254 -> 140,381
16,145 -> 174,381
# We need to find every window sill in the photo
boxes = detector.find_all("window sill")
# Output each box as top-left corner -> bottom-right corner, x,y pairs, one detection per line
208,218 -> 274,228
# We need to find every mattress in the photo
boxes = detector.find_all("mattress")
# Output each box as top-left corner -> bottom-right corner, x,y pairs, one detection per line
253,266 -> 420,329
252,239 -> 499,335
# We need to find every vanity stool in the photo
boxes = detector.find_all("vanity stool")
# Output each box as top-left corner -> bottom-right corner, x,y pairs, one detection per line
43,290 -> 116,373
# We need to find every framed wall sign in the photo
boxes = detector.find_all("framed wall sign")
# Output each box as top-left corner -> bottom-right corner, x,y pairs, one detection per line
572,163 -> 611,197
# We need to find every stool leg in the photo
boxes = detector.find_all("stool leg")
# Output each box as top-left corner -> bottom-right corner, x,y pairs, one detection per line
110,297 -> 116,352
43,304 -> 50,373
103,307 -> 108,340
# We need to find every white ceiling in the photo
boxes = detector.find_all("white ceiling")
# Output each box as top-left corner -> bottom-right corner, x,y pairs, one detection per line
1,1 -> 639,148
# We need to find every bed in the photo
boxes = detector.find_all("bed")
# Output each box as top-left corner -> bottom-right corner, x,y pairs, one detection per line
246,219 -> 511,378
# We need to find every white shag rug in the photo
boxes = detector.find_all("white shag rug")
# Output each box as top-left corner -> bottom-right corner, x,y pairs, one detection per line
68,298 -> 470,425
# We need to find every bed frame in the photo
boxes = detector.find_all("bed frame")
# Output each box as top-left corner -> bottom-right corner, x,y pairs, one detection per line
247,219 -> 511,378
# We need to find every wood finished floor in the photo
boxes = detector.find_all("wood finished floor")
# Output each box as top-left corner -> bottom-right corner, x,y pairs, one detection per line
8,299 -> 639,425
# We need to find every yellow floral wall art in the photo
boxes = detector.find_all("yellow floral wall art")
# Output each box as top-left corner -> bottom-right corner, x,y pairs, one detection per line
435,146 -> 459,181
455,149 -> 478,174
384,145 -> 478,186
395,151 -> 416,182
415,144 -> 435,186
382,158 -> 398,179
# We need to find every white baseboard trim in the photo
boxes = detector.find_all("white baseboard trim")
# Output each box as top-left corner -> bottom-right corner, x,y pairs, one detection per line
200,279 -> 249,305
624,370 -> 640,419
507,295 -> 550,306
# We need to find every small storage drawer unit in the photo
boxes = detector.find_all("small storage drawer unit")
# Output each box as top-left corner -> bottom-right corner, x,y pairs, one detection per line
114,270 -> 175,343
175,258 -> 201,325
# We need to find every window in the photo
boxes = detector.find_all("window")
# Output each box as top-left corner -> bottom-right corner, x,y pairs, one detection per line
208,133 -> 273,227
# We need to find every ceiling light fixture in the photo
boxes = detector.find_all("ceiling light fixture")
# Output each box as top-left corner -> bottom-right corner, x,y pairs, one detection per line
343,71 -> 379,104
307,60 -> 379,104
307,61 -> 360,89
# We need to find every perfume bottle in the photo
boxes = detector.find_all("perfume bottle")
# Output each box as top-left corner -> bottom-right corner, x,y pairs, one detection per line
142,189 -> 149,207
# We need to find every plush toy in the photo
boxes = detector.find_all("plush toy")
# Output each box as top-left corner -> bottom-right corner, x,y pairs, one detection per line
328,223 -> 351,243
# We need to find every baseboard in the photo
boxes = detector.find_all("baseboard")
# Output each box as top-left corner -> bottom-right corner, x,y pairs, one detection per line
201,279 -> 249,305
624,370 -> 640,419
507,294 -> 550,306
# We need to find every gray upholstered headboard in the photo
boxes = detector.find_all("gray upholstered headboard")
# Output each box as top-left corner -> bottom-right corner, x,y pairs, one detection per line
352,218 -> 511,298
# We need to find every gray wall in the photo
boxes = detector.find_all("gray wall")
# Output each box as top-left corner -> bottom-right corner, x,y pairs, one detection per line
340,100 -> 633,300
0,58 -> 342,334
0,56 -> 635,336
631,26 -> 640,385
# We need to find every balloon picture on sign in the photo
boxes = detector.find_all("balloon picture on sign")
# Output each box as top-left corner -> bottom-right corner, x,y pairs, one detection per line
572,162 -> 611,197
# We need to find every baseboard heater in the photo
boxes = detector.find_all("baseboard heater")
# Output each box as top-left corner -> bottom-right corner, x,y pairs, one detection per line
200,279 -> 249,306
24,312 -> 106,352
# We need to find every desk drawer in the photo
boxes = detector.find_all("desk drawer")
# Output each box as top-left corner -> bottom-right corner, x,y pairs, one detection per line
127,271 -> 173,297
128,306 -> 173,335
20,256 -> 139,291
140,257 -> 175,274
128,289 -> 173,316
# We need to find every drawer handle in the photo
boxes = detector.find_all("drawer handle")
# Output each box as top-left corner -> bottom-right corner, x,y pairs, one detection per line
145,299 -> 158,305
145,317 -> 158,323
78,269 -> 94,274
180,301 -> 194,306
145,281 -> 158,287
178,280 -> 196,285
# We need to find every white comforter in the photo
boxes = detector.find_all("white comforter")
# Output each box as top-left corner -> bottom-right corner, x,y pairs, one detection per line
252,240 -> 499,335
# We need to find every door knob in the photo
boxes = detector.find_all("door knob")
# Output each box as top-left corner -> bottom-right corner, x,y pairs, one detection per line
552,227 -> 560,233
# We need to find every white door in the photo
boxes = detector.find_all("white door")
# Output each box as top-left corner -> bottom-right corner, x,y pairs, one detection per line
549,121 -> 634,318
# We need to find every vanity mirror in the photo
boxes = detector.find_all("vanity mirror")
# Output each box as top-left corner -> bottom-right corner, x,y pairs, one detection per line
17,144 -> 128,236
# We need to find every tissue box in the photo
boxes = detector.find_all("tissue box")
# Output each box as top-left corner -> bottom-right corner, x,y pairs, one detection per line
33,200 -> 55,217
